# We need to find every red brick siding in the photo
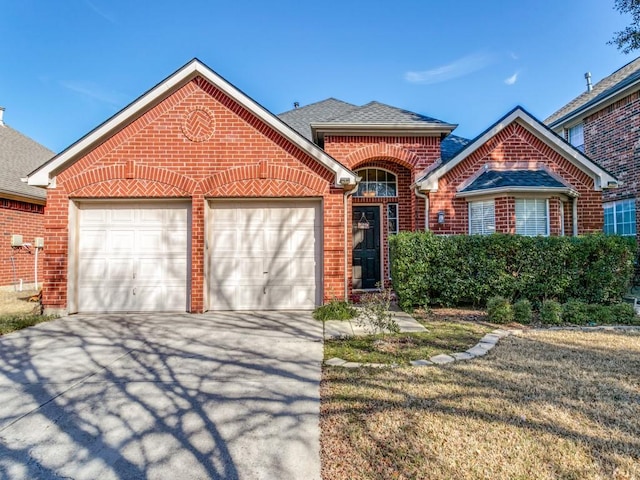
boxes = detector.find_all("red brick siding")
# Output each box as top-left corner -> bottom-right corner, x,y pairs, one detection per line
431,123 -> 603,234
0,200 -> 45,287
583,90 -> 640,234
43,76 -> 344,312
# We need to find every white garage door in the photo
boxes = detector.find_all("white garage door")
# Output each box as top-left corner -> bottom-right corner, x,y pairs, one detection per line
76,203 -> 189,313
208,200 -> 321,310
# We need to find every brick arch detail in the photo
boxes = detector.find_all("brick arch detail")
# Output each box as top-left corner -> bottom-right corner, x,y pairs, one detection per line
345,144 -> 417,171
62,165 -> 197,195
200,164 -> 327,196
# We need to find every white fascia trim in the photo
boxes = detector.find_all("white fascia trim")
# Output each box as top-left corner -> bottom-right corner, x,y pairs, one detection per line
311,123 -> 456,141
456,186 -> 579,199
548,78 -> 640,129
417,108 -> 617,192
28,60 -> 356,188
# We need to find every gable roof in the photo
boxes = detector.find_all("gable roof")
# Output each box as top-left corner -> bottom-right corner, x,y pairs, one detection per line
417,106 -> 618,192
457,169 -> 576,198
546,57 -> 640,127
27,59 -> 357,188
441,134 -> 470,162
0,119 -> 54,202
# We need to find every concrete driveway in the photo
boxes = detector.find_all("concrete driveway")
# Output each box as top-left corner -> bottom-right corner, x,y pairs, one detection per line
0,312 -> 323,480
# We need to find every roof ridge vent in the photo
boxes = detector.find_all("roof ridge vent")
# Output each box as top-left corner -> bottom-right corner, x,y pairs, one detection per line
585,72 -> 593,92
0,106 -> 5,126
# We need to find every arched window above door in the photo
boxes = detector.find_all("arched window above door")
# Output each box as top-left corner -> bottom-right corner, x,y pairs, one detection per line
354,168 -> 397,197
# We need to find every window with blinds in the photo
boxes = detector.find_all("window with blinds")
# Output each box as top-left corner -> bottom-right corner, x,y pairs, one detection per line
469,200 -> 495,235
515,199 -> 549,236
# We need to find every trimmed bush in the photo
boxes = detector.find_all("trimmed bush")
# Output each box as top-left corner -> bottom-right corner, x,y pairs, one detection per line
513,299 -> 533,324
390,232 -> 636,310
539,300 -> 563,325
487,296 -> 513,324
562,299 -> 590,325
313,300 -> 357,321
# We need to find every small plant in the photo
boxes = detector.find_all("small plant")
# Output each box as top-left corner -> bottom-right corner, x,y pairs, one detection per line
355,285 -> 400,334
513,299 -> 532,324
486,296 -> 513,324
540,300 -> 563,325
313,299 -> 357,321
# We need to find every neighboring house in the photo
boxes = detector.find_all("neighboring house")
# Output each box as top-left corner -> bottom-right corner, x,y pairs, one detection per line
546,57 -> 640,238
0,107 -> 54,289
27,59 -> 616,315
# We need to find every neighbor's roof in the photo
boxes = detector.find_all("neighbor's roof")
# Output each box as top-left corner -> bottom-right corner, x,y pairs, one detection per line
417,106 -> 617,193
0,122 -> 54,202
28,59 -> 357,188
545,57 -> 640,127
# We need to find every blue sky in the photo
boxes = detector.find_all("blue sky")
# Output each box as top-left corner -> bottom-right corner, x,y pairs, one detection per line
0,0 -> 635,152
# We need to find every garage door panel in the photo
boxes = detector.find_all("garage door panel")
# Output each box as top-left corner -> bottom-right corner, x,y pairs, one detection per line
76,203 -> 189,313
208,200 -> 320,310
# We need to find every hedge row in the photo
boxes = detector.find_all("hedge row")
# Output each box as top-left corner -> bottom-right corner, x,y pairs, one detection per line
389,232 -> 636,310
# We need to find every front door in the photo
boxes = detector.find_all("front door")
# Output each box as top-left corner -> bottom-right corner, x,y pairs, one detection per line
352,206 -> 381,289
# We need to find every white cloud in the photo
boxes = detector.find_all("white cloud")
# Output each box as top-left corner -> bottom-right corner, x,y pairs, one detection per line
85,1 -> 116,23
504,72 -> 519,85
60,81 -> 126,107
404,53 -> 494,85
509,52 -> 519,60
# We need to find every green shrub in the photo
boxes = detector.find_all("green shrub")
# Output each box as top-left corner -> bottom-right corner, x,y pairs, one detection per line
607,303 -> 640,325
313,300 -> 357,321
562,299 -> 590,325
390,232 -> 635,310
513,299 -> 533,324
540,300 -> 563,325
487,296 -> 513,324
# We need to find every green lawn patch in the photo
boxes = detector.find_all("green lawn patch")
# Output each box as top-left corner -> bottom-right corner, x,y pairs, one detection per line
0,314 -> 55,336
324,320 -> 492,365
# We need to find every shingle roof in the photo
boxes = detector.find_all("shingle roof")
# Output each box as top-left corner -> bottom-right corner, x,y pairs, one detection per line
322,101 -> 453,127
545,57 -> 640,126
441,134 -> 470,162
460,169 -> 567,193
278,98 -> 358,141
0,123 -> 53,201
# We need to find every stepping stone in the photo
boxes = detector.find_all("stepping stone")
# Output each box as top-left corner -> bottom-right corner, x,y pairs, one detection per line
467,345 -> 489,356
480,333 -> 501,344
410,359 -> 433,366
363,363 -> 389,368
429,354 -> 455,364
325,357 -> 347,366
451,352 -> 474,360
342,362 -> 362,368
492,329 -> 511,337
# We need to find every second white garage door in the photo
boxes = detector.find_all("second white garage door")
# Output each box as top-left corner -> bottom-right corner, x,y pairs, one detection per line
76,202 -> 189,313
208,200 -> 321,310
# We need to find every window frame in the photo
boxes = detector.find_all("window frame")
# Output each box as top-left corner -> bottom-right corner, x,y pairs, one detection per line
354,168 -> 398,198
515,198 -> 550,236
468,199 -> 495,235
567,123 -> 585,153
604,199 -> 636,236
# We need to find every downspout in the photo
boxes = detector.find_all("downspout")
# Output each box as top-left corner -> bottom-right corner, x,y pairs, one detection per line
414,187 -> 430,231
343,183 -> 359,301
572,197 -> 578,236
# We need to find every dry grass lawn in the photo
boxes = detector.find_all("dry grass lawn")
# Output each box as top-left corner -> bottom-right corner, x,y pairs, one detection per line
0,289 -> 40,315
321,328 -> 640,479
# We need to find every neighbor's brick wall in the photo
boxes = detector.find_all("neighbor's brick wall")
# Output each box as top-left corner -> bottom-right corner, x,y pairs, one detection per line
583,90 -> 640,234
0,200 -> 45,287
430,123 -> 603,234
43,76 -> 345,312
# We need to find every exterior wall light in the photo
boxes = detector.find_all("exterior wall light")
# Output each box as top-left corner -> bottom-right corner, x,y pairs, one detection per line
437,211 -> 445,224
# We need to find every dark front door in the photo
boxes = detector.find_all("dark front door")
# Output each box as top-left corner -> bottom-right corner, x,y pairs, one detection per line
353,206 -> 381,289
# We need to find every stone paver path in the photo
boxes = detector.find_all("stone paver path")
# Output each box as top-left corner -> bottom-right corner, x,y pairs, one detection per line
324,310 -> 516,368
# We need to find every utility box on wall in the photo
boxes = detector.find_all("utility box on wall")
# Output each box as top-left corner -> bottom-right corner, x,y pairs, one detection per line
11,234 -> 23,247
34,237 -> 44,248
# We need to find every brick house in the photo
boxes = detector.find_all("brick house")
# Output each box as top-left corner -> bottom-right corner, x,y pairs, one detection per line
0,107 -> 54,289
546,57 -> 640,239
27,59 -> 616,315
